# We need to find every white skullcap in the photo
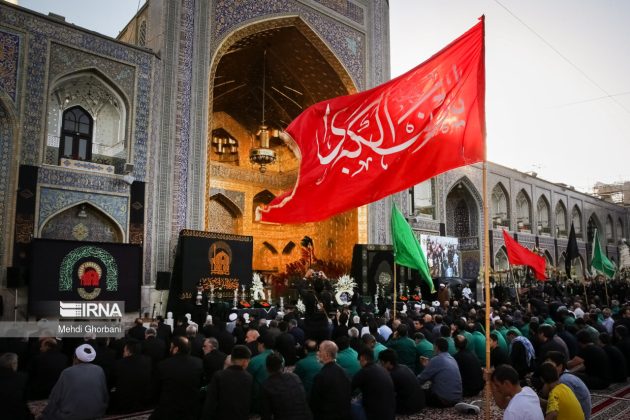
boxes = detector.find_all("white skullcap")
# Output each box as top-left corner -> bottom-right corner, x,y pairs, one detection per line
352,315 -> 360,324
75,344 -> 96,363
228,313 -> 237,321
432,300 -> 440,307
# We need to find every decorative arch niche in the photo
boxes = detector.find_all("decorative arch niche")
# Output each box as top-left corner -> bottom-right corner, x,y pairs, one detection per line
494,246 -> 509,271
605,215 -> 614,243
46,70 -> 130,173
491,183 -> 510,229
445,178 -> 481,238
555,201 -> 567,237
208,193 -> 242,234
515,190 -> 532,232
587,214 -> 602,243
536,195 -> 551,235
572,206 -> 582,236
252,190 -> 276,223
40,203 -> 123,243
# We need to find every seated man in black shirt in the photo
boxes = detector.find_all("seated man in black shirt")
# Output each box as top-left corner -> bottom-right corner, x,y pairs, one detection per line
378,349 -> 425,414
599,332 -> 627,383
568,330 -> 612,390
453,335 -> 485,397
352,347 -> 396,420
490,333 -> 509,368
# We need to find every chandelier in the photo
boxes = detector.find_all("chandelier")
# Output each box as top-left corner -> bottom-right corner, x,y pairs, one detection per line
249,50 -> 277,173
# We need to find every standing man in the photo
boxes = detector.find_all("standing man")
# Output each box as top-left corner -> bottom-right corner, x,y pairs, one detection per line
260,352 -> 311,420
248,334 -> 275,413
201,337 -> 227,385
42,344 -> 109,420
202,345 -> 253,420
150,337 -> 203,420
310,340 -> 352,420
108,339 -> 152,414
294,339 -> 322,398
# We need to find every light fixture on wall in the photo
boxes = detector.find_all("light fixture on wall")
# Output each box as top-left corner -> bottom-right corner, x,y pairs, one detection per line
249,49 -> 277,173
77,205 -> 88,218
122,163 -> 135,185
212,135 -> 237,155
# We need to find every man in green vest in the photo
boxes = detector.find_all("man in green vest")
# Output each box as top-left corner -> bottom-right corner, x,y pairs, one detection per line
386,324 -> 420,373
247,334 -> 275,413
293,339 -> 322,398
414,332 -> 434,362
469,324 -> 487,367
335,336 -> 361,378
362,334 -> 387,361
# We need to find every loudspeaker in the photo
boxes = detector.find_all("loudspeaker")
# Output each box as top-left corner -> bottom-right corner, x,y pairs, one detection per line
351,244 -> 396,297
156,271 -> 171,290
7,266 -> 27,288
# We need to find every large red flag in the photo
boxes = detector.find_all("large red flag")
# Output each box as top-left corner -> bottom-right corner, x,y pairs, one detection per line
502,230 -> 548,281
258,18 -> 486,223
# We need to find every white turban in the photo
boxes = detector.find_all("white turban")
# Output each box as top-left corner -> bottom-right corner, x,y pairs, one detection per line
75,344 -> 96,363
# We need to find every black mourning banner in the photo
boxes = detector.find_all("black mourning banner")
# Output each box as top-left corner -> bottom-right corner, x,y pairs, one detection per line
167,230 -> 253,313
28,239 -> 142,316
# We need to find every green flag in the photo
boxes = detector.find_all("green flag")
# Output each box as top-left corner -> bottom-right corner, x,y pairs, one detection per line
591,229 -> 616,278
391,204 -> 434,293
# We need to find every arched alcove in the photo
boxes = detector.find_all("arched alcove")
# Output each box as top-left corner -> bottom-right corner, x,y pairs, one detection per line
40,203 -> 123,242
605,215 -> 614,243
491,182 -> 510,229
494,246 -> 509,271
445,177 -> 481,238
555,201 -> 567,237
572,206 -> 582,236
208,193 -> 242,234
515,190 -> 532,232
252,190 -> 276,223
536,195 -> 551,235
587,214 -> 602,243
46,70 -> 130,173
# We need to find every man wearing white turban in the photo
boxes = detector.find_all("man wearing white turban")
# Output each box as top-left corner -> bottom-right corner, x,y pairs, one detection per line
41,343 -> 108,420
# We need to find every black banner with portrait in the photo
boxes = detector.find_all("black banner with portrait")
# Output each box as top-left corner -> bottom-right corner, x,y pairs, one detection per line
28,238 -> 142,316
167,230 -> 253,315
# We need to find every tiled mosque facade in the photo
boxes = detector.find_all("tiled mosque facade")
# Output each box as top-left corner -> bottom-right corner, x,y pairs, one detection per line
0,0 -> 627,319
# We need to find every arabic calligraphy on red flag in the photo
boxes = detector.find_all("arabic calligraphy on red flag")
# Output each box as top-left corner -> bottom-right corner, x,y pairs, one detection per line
258,18 -> 485,224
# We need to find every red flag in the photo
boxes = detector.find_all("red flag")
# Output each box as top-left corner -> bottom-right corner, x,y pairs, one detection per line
502,230 -> 547,281
258,18 -> 486,223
